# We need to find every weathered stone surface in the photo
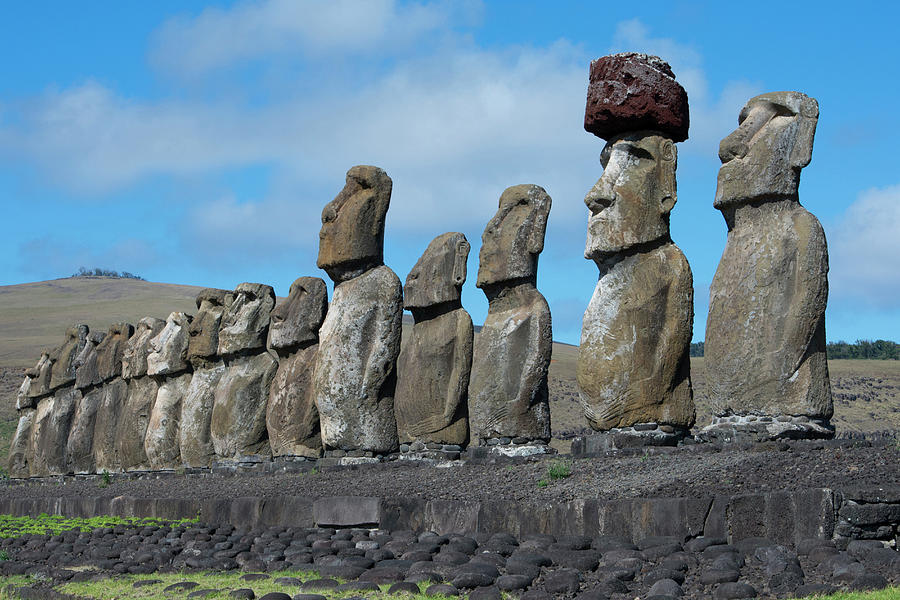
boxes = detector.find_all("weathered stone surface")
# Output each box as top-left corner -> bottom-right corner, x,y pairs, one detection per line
180,363 -> 225,467
115,376 -> 159,471
584,53 -> 689,143
578,128 -> 694,430
211,352 -> 278,458
66,386 -> 103,474
217,283 -> 275,356
48,325 -> 88,391
74,331 -> 106,389
31,386 -> 79,475
705,91 -> 831,422
396,233 -> 473,445
8,408 -> 35,477
95,323 -> 134,383
92,377 -> 128,472
25,352 -> 52,399
314,166 -> 402,454
315,266 -> 402,453
189,288 -> 232,364
122,317 -> 165,380
267,277 -> 328,458
269,277 -> 327,351
16,369 -> 34,410
145,372 -> 191,468
469,185 -> 552,442
147,312 -> 193,376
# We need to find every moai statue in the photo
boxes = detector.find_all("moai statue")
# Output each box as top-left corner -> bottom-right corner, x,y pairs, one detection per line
396,233 -> 473,452
181,289 -> 232,467
704,91 -> 832,440
313,165 -> 403,456
267,277 -> 327,459
66,330 -> 107,474
91,322 -> 134,472
210,283 -> 277,459
575,53 -> 695,449
31,325 -> 87,475
144,312 -> 193,469
25,351 -> 52,401
468,185 -> 553,450
8,366 -> 41,477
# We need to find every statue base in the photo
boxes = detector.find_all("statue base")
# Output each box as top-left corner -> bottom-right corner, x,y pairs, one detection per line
467,437 -> 555,459
699,414 -> 835,443
571,423 -> 689,457
399,441 -> 463,462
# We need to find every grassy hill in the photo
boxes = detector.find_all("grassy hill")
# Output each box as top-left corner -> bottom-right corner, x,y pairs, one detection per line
0,277 -> 897,461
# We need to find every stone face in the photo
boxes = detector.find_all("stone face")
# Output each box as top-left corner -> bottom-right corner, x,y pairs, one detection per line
315,265 -> 403,453
31,387 -> 80,475
8,408 -> 35,478
469,185 -> 553,442
269,277 -> 327,351
584,52 -> 689,142
122,317 -> 165,380
577,245 -> 695,429
66,386 -> 103,474
578,70 -> 695,432
48,325 -> 88,391
218,283 -> 275,356
396,232 -> 473,445
147,312 -> 193,376
115,376 -> 159,470
267,277 -> 328,458
16,370 -> 34,410
25,352 -> 52,400
188,288 -> 232,364
316,165 -> 392,282
95,323 -> 135,383
180,363 -> 226,466
145,372 -> 191,468
92,377 -> 128,472
75,331 -> 106,390
705,91 -> 830,421
210,352 -> 278,458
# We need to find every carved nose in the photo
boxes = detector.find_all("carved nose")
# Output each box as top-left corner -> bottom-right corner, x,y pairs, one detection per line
719,131 -> 748,162
584,182 -> 613,213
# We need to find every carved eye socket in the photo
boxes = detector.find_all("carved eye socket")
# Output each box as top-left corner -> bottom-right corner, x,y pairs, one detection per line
599,145 -> 611,167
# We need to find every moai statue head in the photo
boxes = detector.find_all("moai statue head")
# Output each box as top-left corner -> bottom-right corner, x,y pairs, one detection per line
147,312 -> 193,376
25,351 -> 52,399
188,288 -> 233,363
268,277 -> 328,352
122,317 -> 165,380
217,282 -> 275,356
582,53 -> 689,263
49,324 -> 88,390
316,165 -> 392,283
75,330 -> 106,389
95,322 -> 135,382
476,185 -> 551,290
405,232 -> 470,309
715,91 -> 819,211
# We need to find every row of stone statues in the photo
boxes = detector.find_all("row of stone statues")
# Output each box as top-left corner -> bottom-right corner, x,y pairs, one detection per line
7,52 -> 833,477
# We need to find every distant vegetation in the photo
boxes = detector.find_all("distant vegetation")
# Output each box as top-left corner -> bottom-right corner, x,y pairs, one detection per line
690,340 -> 899,360
71,267 -> 145,281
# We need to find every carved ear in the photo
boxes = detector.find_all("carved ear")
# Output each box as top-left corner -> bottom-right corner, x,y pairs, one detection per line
526,196 -> 551,255
452,238 -> 470,285
790,97 -> 818,169
659,140 -> 678,214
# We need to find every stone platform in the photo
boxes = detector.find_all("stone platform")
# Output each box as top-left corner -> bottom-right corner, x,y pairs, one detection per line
699,414 -> 836,443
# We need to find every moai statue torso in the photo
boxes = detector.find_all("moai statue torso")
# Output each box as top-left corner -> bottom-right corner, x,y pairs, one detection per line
91,322 -> 134,472
468,185 -> 553,445
576,53 -> 695,438
8,363 -> 42,477
144,312 -> 193,469
181,289 -> 232,466
313,166 -> 403,455
67,330 -> 108,474
705,91 -> 832,438
396,232 -> 473,448
267,277 -> 327,458
211,283 -> 277,459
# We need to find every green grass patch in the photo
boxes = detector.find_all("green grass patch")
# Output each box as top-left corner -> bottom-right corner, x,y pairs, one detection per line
537,458 -> 572,487
0,513 -> 198,538
788,587 -> 900,599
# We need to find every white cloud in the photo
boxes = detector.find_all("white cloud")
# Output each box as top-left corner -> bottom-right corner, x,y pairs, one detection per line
149,0 -> 477,77
828,184 -> 900,308
610,18 -> 761,155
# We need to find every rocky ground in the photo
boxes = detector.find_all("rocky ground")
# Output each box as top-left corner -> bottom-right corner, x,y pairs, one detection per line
1,440 -> 897,506
1,520 -> 898,600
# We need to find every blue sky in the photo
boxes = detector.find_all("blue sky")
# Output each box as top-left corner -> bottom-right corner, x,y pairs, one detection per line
1,1 -> 898,346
